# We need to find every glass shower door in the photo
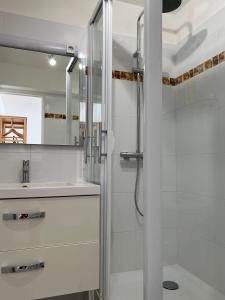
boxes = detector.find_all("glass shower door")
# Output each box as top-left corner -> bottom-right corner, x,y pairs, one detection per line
86,1 -> 112,299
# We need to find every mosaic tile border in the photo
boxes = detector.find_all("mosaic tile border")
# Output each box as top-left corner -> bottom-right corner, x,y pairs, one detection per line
163,51 -> 225,86
45,113 -> 79,120
112,51 -> 225,86
112,70 -> 143,82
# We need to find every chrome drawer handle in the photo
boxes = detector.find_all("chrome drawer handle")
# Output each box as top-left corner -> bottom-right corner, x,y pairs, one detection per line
3,212 -> 46,221
1,262 -> 45,274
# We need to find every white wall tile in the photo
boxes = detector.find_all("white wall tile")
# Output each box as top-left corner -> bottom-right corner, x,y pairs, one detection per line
177,154 -> 225,198
112,79 -> 137,118
161,192 -> 177,229
161,154 -> 176,192
177,192 -> 211,241
112,116 -> 136,154
0,145 -> 84,184
177,231 -> 209,279
111,193 -> 136,233
162,112 -> 176,155
174,65 -> 225,294
176,101 -> 224,155
175,65 -> 225,111
163,18 -> 225,293
30,148 -> 83,183
111,231 -> 137,273
111,54 -> 144,272
162,228 -> 177,266
112,34 -> 136,71
162,85 -> 176,114
112,154 -> 137,194
208,198 -> 225,248
136,230 -> 143,270
206,241 -> 225,295
0,150 -> 30,183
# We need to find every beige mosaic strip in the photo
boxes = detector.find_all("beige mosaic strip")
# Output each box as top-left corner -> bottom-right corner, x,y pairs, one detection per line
112,70 -> 143,82
45,113 -> 79,120
162,51 -> 225,86
112,51 -> 225,86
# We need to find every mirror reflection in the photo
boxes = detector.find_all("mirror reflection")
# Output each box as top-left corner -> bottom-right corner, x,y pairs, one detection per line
0,47 -> 86,146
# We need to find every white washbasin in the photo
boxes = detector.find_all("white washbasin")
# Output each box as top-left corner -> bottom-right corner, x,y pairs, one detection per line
0,182 -> 100,199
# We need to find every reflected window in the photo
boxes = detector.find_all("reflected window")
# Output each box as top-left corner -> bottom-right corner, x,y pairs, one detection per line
0,116 -> 27,144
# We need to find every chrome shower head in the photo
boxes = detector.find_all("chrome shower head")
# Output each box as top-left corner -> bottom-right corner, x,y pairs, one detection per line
163,0 -> 182,13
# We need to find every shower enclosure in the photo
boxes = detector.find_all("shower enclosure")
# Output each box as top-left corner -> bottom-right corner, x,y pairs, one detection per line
86,0 -> 225,300
85,1 -> 161,300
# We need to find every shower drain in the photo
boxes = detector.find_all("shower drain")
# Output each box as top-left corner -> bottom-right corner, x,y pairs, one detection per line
163,281 -> 179,290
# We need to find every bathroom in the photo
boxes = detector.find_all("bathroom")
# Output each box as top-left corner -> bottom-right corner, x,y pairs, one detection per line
0,0 -> 225,300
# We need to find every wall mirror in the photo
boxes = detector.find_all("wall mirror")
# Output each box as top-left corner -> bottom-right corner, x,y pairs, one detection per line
0,46 -> 87,146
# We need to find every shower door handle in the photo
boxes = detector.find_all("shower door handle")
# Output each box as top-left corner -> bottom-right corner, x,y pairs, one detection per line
98,123 -> 107,164
84,127 -> 89,164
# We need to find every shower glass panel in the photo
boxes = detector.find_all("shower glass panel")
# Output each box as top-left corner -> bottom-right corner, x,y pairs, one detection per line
89,7 -> 103,184
162,2 -> 225,299
87,1 -> 112,299
110,2 -> 144,300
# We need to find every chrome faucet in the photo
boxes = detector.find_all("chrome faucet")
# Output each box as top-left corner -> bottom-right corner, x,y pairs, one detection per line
22,160 -> 30,183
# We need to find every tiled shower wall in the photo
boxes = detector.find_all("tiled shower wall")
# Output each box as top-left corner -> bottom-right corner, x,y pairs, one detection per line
111,33 -> 178,273
111,33 -> 144,273
162,85 -> 177,266
162,7 -> 225,294
163,56 -> 225,295
175,62 -> 225,295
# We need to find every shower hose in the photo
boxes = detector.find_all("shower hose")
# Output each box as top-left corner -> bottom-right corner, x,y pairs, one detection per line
135,72 -> 144,217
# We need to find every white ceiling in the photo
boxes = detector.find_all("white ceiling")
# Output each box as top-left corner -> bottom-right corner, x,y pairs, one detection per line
0,0 -> 99,28
0,0 -> 144,29
114,0 -> 191,11
0,0 -> 144,37
0,0 -> 224,44
118,0 -> 144,6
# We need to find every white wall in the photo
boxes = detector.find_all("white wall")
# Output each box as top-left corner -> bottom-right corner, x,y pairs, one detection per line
111,33 -> 144,273
174,63 -> 225,295
113,1 -> 143,38
164,6 -> 225,77
111,32 -> 177,273
0,93 -> 42,144
0,0 -> 99,28
161,85 -> 177,266
162,6 -> 225,294
0,144 -> 83,184
112,7 -> 177,272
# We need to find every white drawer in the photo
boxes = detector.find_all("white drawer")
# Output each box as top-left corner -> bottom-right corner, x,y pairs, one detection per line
0,196 -> 99,251
0,242 -> 99,300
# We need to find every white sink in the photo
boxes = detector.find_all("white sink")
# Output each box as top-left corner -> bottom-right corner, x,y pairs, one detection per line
0,182 -> 100,199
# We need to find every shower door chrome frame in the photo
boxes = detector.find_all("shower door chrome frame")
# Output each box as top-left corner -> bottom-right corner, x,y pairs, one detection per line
87,1 -> 112,299
144,0 -> 162,300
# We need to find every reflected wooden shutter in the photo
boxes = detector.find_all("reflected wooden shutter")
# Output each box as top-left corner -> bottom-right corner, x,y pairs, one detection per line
0,116 -> 27,144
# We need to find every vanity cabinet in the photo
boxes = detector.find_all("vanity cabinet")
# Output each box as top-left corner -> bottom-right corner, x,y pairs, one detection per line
0,195 -> 100,300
